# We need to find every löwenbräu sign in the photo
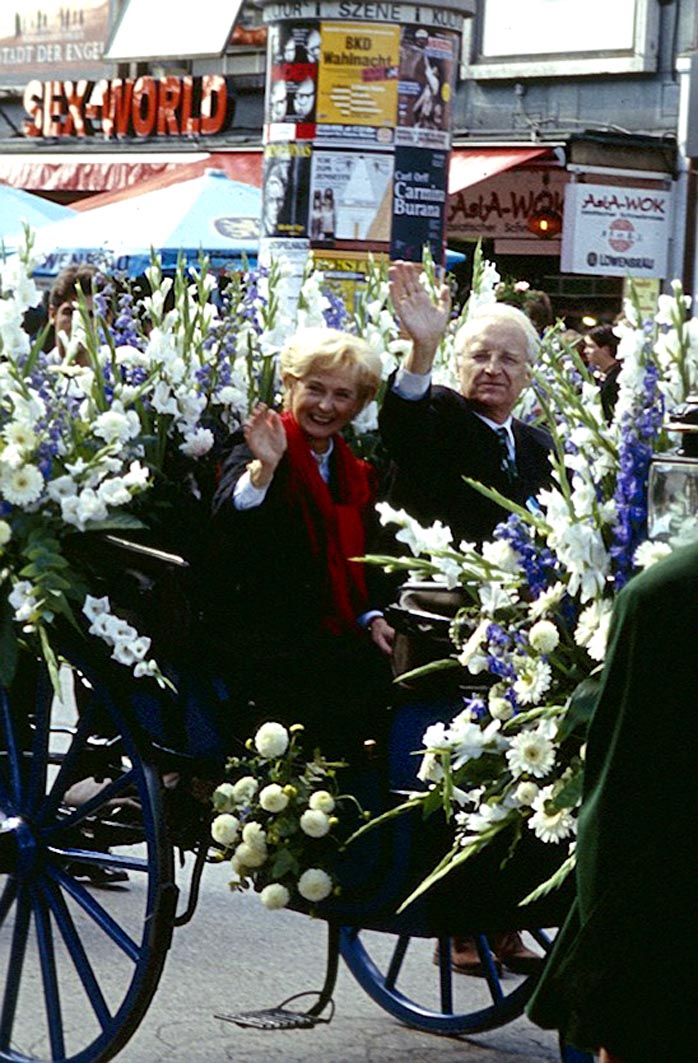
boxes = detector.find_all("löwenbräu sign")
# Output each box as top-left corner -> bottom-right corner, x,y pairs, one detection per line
22,74 -> 235,139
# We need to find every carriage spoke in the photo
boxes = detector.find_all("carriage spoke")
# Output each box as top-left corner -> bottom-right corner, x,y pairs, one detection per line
38,877 -> 112,1030
475,935 -> 504,1004
26,670 -> 52,817
38,707 -> 106,824
43,766 -> 138,840
435,937 -> 453,1013
31,884 -> 65,1060
49,868 -> 141,962
529,927 -> 552,953
0,883 -> 31,1051
385,934 -> 409,990
0,690 -> 24,807
0,879 -> 17,930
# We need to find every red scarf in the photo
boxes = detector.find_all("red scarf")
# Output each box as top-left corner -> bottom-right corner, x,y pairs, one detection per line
281,412 -> 376,635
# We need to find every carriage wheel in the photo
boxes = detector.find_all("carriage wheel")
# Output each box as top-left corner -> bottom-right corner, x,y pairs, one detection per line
339,925 -> 551,1035
0,658 -> 177,1063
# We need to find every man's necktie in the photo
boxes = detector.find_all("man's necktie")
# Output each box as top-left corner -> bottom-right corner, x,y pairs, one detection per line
495,427 -> 518,485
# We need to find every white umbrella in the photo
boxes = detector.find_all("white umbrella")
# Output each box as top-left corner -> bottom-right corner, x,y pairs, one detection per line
1,184 -> 75,251
26,169 -> 261,278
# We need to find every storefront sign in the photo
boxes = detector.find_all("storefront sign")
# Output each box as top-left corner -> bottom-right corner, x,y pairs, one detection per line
22,75 -> 234,140
448,167 -> 567,240
0,0 -> 109,83
561,181 -> 672,279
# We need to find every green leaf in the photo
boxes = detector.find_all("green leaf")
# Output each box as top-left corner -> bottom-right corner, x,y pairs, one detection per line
519,851 -> 576,906
270,847 -> 299,879
393,658 -> 460,685
559,674 -> 602,741
0,595 -> 18,688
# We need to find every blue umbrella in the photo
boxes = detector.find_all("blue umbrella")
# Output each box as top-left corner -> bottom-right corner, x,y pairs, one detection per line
26,169 -> 261,279
1,184 -> 75,251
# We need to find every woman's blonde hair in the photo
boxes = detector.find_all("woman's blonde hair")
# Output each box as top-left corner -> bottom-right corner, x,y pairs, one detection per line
280,328 -> 382,410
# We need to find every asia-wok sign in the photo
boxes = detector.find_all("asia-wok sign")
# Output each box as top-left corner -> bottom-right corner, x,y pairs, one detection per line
560,181 -> 672,279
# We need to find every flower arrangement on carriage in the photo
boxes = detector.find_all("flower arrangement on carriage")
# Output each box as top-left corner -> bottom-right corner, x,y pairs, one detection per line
1,232 -> 696,1063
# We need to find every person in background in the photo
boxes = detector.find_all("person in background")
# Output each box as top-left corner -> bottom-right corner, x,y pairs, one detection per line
379,263 -> 553,976
210,328 -> 394,761
527,541 -> 698,1062
583,323 -> 621,422
47,263 -> 100,361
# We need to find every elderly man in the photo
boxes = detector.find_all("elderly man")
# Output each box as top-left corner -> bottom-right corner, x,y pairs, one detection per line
380,263 -> 553,545
380,263 -> 553,976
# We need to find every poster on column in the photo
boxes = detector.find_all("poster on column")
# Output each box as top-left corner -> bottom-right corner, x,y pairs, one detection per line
391,147 -> 449,263
262,141 -> 312,238
265,21 -> 319,141
315,22 -> 400,146
309,149 -> 393,246
396,27 -> 457,151
311,249 -> 390,314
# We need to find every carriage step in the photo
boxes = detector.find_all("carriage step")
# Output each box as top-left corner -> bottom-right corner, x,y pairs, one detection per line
216,1007 -> 319,1030
215,992 -> 335,1030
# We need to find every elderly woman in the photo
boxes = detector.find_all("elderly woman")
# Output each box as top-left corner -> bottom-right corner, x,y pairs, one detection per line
210,328 -> 394,759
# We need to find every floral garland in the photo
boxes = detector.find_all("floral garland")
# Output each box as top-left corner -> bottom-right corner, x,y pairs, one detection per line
356,268 -> 698,907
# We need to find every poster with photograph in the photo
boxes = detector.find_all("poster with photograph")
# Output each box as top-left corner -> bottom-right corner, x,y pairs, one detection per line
311,248 -> 389,314
309,149 -> 393,245
396,27 -> 457,150
391,146 -> 449,263
262,141 -> 312,238
265,21 -> 319,138
315,22 -> 399,144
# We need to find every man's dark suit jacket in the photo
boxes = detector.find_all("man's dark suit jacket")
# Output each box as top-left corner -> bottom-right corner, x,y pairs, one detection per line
379,381 -> 554,544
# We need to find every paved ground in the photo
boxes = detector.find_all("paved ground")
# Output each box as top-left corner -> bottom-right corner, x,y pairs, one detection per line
114,859 -> 564,1063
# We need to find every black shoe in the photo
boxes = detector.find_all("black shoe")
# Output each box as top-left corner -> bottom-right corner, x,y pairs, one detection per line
66,863 -> 129,887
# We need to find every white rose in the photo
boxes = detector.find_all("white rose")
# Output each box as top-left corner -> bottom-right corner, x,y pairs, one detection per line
300,809 -> 331,838
529,620 -> 560,655
489,696 -> 514,722
242,821 -> 267,850
515,781 -> 539,807
259,784 -> 289,813
211,813 -> 240,848
232,776 -> 258,804
308,790 -> 335,814
260,883 -> 290,910
298,868 -> 333,903
235,841 -> 267,868
212,782 -> 236,812
254,722 -> 290,758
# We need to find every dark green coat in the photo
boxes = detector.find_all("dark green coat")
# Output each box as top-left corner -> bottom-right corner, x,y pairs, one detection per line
527,543 -> 698,1062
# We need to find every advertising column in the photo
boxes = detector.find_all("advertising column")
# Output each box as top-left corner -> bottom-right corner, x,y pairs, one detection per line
259,0 -> 475,303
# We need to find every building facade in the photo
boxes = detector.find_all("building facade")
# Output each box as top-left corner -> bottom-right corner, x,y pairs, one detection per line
1,0 -> 696,323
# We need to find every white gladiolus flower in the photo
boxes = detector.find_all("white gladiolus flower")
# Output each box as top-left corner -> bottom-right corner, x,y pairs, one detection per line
259,784 -> 289,813
299,809 -> 331,838
260,883 -> 290,910
529,620 -> 559,654
211,813 -> 241,848
8,580 -> 39,622
297,868 -> 333,902
83,595 -> 111,622
179,427 -> 214,459
92,403 -> 140,445
308,790 -> 335,814
254,722 -> 290,758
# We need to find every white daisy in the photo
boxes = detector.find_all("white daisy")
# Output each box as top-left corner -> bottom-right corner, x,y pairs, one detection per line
513,658 -> 552,705
529,785 -> 576,843
1,464 -> 44,505
506,725 -> 556,779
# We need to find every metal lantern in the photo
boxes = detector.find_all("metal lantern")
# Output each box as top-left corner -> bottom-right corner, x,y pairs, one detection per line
648,395 -> 698,542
